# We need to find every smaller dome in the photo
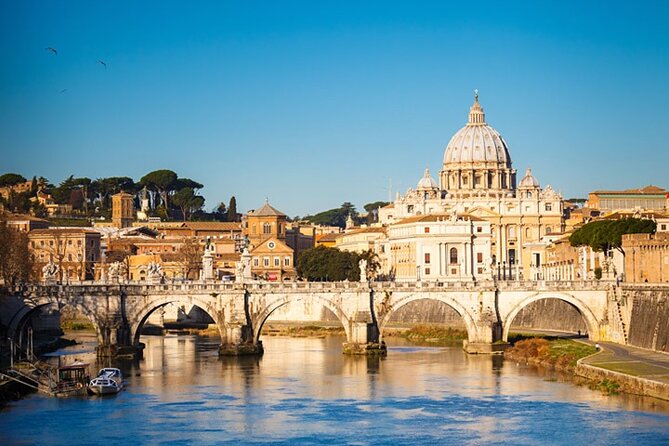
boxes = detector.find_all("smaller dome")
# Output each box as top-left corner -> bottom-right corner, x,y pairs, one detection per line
518,167 -> 540,189
417,168 -> 438,190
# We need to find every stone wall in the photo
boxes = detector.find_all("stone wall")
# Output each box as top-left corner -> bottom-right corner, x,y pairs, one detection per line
510,299 -> 587,333
626,287 -> 669,352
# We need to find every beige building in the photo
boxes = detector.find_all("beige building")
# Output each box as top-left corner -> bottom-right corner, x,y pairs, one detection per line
587,185 -> 668,212
243,201 -> 296,280
29,228 -> 101,281
112,191 -> 134,228
0,212 -> 50,233
623,232 -> 669,283
379,94 -> 564,278
385,214 -> 492,282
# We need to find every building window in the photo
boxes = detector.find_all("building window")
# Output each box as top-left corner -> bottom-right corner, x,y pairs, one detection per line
424,253 -> 431,264
274,257 -> 280,267
546,227 -> 552,235
284,257 -> 290,266
424,227 -> 430,234
253,258 -> 259,267
509,226 -> 516,238
263,223 -> 271,234
407,205 -> 414,213
545,203 -> 552,211
68,240 -> 72,245
661,224 -> 667,231
263,257 -> 270,267
525,227 -> 531,238
450,248 -> 458,265
425,268 -> 430,275
477,253 -> 483,263
476,226 -> 482,233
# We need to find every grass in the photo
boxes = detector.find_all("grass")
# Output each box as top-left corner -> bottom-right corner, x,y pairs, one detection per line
61,320 -> 95,330
590,378 -> 621,395
399,325 -> 468,342
505,336 -> 596,371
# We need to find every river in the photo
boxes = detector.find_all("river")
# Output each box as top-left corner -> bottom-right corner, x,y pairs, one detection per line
1,332 -> 669,445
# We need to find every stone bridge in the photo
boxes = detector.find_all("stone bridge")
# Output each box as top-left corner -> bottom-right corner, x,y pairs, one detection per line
9,280 -> 618,357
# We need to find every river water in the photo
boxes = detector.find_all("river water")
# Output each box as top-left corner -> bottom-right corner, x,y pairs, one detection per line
2,332 -> 669,445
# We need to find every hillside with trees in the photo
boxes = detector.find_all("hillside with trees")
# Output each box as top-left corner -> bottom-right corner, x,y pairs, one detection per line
0,170 -> 239,223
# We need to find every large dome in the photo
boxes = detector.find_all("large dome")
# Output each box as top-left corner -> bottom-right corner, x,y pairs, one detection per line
439,93 -> 516,197
442,94 -> 511,166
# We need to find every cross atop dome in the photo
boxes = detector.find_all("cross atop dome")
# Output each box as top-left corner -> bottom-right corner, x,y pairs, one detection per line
467,89 -> 485,125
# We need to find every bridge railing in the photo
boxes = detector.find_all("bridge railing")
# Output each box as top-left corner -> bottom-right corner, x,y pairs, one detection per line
20,278 -> 615,295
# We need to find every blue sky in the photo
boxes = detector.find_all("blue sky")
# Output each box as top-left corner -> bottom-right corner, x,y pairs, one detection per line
1,1 -> 668,217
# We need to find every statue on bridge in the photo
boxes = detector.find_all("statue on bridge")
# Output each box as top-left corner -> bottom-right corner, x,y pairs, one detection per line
147,262 -> 163,283
42,262 -> 59,281
107,261 -> 127,282
359,259 -> 368,283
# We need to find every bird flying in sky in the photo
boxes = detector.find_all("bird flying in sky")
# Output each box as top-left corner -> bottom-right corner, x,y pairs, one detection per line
45,47 -> 57,55
60,89 -> 68,93
97,60 -> 107,68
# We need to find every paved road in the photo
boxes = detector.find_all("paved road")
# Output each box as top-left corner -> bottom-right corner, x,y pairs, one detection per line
580,340 -> 669,385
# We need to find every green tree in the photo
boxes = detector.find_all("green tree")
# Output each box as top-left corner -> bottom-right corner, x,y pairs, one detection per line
172,188 -> 205,221
0,173 -> 27,187
363,201 -> 389,213
570,218 -> 656,256
303,202 -> 359,228
140,169 -> 178,209
227,196 -> 239,222
297,246 -> 360,281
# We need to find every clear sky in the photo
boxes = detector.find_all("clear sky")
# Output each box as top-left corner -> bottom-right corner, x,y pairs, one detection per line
2,1 -> 668,217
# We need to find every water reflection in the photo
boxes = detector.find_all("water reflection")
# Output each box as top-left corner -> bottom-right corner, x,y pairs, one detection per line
1,332 -> 669,445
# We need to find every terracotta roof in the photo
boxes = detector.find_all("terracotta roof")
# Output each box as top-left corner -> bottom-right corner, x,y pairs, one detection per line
591,185 -> 667,195
29,228 -> 100,235
0,212 -> 49,223
185,221 -> 242,231
250,202 -> 286,217
316,233 -> 343,242
342,227 -> 386,235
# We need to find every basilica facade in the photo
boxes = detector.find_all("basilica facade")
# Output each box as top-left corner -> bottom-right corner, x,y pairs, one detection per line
378,93 -> 564,279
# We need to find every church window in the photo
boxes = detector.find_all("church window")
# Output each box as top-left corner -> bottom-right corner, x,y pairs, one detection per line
424,227 -> 430,234
450,248 -> 458,265
509,226 -> 516,238
274,257 -> 280,267
284,257 -> 290,266
463,176 -> 468,185
476,226 -> 482,233
263,257 -> 270,267
425,268 -> 430,275
477,252 -> 483,263
263,223 -> 271,234
525,227 -> 531,238
424,253 -> 430,264
252,225 -> 257,234
546,227 -> 553,235
407,205 -> 414,213
545,203 -> 552,211
526,191 -> 532,198
254,258 -> 259,267
475,176 -> 481,186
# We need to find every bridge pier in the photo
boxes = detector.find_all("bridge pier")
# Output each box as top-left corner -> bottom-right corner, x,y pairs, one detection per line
219,324 -> 264,356
342,321 -> 387,356
462,320 -> 507,354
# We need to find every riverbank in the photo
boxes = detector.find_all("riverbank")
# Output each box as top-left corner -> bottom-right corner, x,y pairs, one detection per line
505,335 -> 669,401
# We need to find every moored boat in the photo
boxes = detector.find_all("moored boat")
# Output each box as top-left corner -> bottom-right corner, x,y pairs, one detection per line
88,368 -> 124,395
53,361 -> 90,397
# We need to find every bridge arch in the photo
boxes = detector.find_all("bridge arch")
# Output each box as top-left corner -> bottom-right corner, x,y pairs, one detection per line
501,292 -> 601,342
129,295 -> 222,346
251,293 -> 351,343
8,299 -> 104,346
378,293 -> 478,342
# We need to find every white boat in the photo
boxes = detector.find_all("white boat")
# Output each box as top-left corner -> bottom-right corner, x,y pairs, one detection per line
88,368 -> 124,395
